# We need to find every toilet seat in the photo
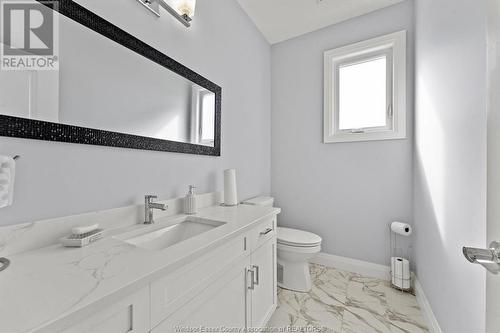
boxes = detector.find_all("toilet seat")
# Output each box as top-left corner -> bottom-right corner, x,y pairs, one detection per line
277,242 -> 321,254
277,227 -> 322,247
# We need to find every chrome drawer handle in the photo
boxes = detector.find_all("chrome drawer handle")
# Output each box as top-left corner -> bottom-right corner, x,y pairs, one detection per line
252,265 -> 259,285
260,228 -> 273,235
247,267 -> 255,290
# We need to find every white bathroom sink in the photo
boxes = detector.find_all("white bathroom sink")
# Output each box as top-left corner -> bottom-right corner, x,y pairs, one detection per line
119,217 -> 225,251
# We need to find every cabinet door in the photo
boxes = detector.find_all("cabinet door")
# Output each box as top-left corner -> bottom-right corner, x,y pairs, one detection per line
59,287 -> 149,333
152,257 -> 251,333
150,235 -> 247,327
250,239 -> 277,328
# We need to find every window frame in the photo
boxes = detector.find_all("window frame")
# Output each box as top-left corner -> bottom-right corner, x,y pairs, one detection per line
199,90 -> 215,146
324,30 -> 406,143
191,86 -> 215,147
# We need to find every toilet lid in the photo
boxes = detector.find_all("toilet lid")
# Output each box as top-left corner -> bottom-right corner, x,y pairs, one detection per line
277,227 -> 322,247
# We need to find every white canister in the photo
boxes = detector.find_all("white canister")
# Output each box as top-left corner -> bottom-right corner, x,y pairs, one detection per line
224,169 -> 238,206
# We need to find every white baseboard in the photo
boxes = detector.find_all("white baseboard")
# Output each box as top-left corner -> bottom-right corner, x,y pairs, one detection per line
414,277 -> 443,333
310,252 -> 391,280
310,252 -> 442,333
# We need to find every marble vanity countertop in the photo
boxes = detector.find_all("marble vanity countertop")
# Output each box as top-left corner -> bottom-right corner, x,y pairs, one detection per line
0,204 -> 280,333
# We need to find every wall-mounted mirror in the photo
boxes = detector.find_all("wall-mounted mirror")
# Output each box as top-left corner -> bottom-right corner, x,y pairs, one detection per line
0,0 -> 221,156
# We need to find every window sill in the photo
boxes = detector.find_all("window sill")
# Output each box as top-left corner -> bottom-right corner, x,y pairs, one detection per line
323,130 -> 406,143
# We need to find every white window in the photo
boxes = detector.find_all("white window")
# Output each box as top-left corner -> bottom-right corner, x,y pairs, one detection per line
191,86 -> 215,146
200,92 -> 215,144
324,30 -> 406,143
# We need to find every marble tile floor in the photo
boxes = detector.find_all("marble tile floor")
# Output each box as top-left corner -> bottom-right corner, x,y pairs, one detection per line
267,263 -> 429,333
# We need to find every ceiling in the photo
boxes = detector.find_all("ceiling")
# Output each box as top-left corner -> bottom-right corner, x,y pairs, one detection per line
237,0 -> 404,44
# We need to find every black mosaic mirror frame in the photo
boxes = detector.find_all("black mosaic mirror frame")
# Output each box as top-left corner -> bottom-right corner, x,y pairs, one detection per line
0,0 -> 221,156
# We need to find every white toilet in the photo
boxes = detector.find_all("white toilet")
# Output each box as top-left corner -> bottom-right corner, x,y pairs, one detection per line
276,227 -> 321,292
242,196 -> 322,293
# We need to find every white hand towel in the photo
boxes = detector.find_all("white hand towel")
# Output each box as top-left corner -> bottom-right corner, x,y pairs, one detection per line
0,156 -> 15,208
0,185 -> 8,200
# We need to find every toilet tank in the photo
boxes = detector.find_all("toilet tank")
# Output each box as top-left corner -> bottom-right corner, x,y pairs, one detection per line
241,196 -> 274,207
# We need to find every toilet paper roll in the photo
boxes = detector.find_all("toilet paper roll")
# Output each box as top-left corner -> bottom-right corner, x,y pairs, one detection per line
224,169 -> 238,206
391,257 -> 411,290
390,221 -> 412,236
391,257 -> 410,278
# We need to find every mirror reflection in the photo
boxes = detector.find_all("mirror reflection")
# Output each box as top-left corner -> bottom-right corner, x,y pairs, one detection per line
0,7 -> 216,147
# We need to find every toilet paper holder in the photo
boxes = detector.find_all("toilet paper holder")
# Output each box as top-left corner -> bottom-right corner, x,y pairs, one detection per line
388,222 -> 413,293
463,241 -> 500,274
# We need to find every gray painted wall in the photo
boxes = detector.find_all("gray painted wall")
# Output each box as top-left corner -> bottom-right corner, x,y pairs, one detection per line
413,0 -> 488,332
0,0 -> 271,226
271,1 -> 414,266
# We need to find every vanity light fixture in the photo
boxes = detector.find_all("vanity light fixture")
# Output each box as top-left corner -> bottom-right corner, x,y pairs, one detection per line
136,0 -> 196,27
174,0 -> 196,21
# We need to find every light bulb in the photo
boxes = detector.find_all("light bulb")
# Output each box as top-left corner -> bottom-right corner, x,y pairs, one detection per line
176,0 -> 196,18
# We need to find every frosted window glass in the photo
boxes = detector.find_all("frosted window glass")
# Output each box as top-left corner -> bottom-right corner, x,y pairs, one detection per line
338,56 -> 387,130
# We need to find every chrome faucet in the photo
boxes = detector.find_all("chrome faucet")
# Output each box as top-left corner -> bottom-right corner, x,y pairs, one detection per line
144,195 -> 167,224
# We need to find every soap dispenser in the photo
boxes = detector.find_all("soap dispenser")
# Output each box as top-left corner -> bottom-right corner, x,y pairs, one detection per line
184,185 -> 197,215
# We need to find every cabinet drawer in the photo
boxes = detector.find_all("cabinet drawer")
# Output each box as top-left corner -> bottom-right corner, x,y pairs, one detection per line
150,234 -> 247,327
58,288 -> 149,333
247,216 -> 276,251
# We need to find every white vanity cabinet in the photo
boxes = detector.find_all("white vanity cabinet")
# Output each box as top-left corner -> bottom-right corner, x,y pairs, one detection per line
152,216 -> 277,332
34,213 -> 278,333
59,288 -> 150,333
248,238 -> 277,328
149,233 -> 250,329
246,216 -> 277,328
151,257 -> 251,332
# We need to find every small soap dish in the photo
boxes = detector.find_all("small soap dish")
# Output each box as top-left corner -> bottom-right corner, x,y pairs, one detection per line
60,224 -> 104,247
